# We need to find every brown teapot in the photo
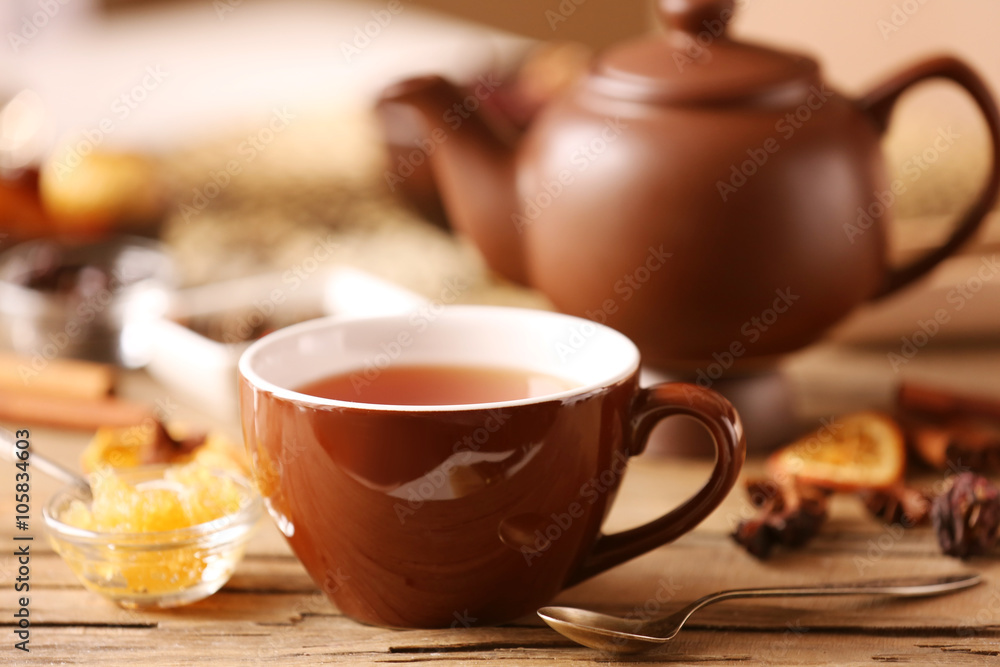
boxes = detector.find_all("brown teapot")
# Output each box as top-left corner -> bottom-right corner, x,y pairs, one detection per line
377,0 -> 1000,370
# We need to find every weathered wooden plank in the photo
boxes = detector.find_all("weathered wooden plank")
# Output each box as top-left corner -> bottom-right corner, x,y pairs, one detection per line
5,553 -> 315,592
5,564 -> 997,636
10,622 -> 1000,665
4,531 -> 997,632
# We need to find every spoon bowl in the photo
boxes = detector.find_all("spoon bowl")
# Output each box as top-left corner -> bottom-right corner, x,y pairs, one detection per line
537,606 -> 675,653
539,573 -> 982,655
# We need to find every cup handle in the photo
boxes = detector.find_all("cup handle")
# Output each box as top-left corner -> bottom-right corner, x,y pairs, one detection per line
565,383 -> 745,586
859,56 -> 1000,299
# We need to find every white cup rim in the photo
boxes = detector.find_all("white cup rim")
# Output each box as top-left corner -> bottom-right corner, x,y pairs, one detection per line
238,305 -> 640,413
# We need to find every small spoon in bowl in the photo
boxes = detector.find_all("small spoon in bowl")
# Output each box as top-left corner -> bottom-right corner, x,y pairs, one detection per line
538,573 -> 981,655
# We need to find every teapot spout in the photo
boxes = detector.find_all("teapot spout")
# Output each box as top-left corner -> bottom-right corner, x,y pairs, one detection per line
377,76 -> 526,284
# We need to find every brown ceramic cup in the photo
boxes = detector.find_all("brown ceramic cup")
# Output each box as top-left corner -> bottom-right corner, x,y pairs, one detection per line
238,306 -> 745,627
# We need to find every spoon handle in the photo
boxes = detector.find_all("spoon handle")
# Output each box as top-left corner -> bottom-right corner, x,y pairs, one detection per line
0,427 -> 92,497
703,573 -> 981,600
659,573 -> 981,634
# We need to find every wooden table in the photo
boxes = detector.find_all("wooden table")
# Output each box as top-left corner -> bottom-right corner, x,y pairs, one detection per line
3,344 -> 1000,665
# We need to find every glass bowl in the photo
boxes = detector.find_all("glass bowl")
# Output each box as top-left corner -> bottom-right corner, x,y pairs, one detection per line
43,465 -> 262,609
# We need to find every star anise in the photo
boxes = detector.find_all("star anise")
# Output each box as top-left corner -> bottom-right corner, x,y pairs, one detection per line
731,479 -> 830,560
141,421 -> 208,465
931,472 -> 1000,558
858,485 -> 932,527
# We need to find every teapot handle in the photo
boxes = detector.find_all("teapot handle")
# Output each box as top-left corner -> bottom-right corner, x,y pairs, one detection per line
859,56 -> 1000,299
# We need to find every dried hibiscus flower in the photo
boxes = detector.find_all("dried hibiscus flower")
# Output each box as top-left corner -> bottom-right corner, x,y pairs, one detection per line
931,473 -> 1000,558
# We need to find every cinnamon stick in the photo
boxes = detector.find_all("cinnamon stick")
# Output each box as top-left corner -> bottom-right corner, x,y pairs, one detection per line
0,388 -> 152,430
0,352 -> 115,401
897,382 -> 1000,424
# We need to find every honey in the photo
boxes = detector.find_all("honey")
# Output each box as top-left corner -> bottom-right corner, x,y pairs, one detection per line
56,463 -> 250,604
64,463 -> 244,532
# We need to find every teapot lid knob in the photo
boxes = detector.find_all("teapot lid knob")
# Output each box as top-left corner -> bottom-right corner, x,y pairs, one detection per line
659,0 -> 736,35
590,0 -> 817,104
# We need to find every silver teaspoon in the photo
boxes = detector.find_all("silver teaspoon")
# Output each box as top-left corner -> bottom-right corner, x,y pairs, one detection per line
538,573 -> 981,655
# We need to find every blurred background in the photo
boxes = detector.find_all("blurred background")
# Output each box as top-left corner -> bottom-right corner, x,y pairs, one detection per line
0,0 -> 998,428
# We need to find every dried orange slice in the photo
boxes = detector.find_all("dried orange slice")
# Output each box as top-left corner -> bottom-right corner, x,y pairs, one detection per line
767,412 -> 905,491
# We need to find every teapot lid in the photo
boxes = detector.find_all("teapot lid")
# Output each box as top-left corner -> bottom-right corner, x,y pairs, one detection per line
591,0 -> 819,104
